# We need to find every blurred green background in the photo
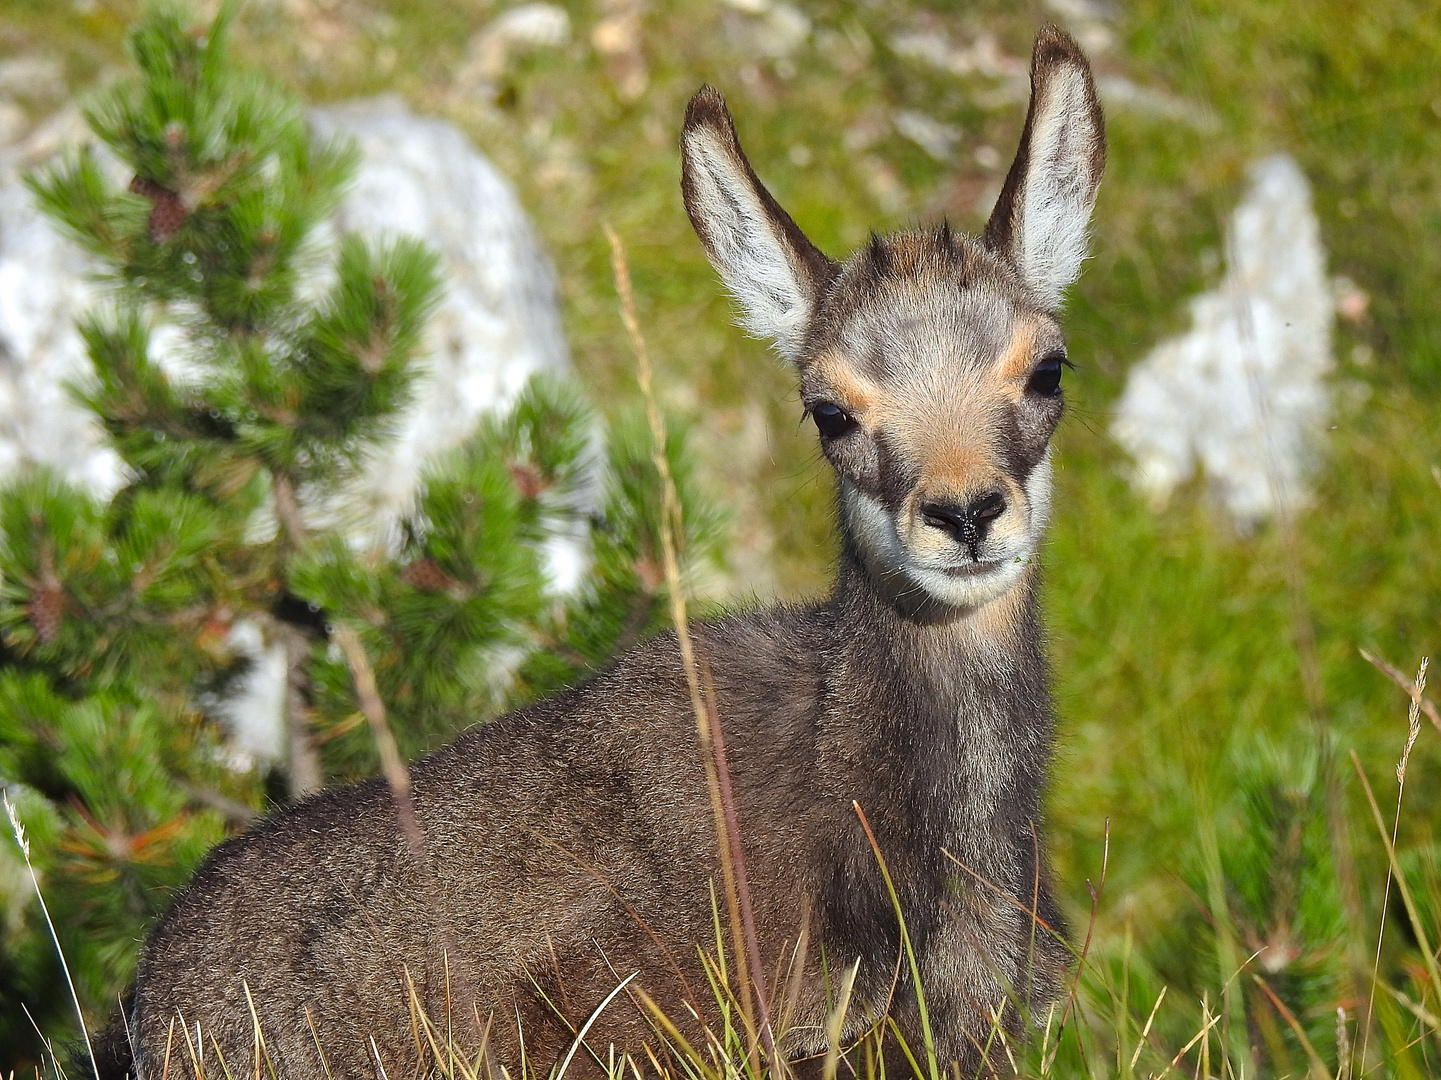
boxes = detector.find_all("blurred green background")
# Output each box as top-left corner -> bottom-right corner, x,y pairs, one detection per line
2,0 -> 1439,1072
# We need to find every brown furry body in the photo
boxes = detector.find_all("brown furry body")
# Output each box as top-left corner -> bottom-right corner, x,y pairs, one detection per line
116,557 -> 1063,1078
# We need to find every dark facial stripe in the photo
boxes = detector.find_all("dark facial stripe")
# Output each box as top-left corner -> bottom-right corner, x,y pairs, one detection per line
871,428 -> 920,513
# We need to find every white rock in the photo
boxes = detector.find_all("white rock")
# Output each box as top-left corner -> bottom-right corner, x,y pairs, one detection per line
889,27 -> 1026,81
0,57 -> 66,101
461,3 -> 571,85
754,3 -> 811,59
1095,74 -> 1218,130
214,620 -> 289,765
485,2 -> 571,49
1041,0 -> 1115,56
0,101 -> 27,147
307,97 -> 571,548
0,96 -> 570,523
0,152 -> 127,496
893,109 -> 961,161
724,1 -> 810,61
1112,155 -> 1334,526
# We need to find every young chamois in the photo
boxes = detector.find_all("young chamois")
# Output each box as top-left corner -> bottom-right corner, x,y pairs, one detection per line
102,25 -> 1104,1080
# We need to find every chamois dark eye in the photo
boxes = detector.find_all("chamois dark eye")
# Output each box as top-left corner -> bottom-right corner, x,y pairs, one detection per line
809,402 -> 856,438
1027,352 -> 1069,397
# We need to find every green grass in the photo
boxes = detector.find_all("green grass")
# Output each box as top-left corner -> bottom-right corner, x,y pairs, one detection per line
2,0 -> 1440,1073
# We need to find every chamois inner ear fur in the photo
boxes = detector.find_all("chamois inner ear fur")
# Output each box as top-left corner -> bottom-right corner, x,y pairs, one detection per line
984,26 -> 1106,311
681,86 -> 835,362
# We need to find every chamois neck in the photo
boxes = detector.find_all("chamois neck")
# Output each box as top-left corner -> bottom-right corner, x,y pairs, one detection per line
821,542 -> 1055,876
829,542 -> 1042,671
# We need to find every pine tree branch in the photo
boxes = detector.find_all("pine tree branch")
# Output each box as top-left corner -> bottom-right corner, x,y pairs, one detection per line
611,588 -> 659,660
174,779 -> 256,826
528,631 -> 592,674
270,471 -> 308,552
258,615 -> 322,801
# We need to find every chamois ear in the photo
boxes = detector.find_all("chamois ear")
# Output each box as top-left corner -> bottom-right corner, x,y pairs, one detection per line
984,26 -> 1106,311
682,86 -> 836,362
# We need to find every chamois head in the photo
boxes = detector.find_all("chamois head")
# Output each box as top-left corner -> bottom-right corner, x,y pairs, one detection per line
682,26 -> 1104,613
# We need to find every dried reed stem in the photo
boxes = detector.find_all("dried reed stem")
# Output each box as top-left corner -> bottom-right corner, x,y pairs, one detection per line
1359,657 -> 1429,1070
1360,648 -> 1441,737
604,223 -> 779,1070
335,623 -> 484,1040
334,623 -> 428,864
263,471 -> 325,803
1250,973 -> 1330,1080
273,618 -> 324,801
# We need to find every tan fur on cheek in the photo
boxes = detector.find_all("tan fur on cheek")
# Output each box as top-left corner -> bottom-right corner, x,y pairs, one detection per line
995,322 -> 1040,382
992,321 -> 1044,405
807,351 -> 882,418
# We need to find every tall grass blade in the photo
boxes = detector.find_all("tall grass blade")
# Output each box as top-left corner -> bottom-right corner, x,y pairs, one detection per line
1043,821 -> 1108,1075
4,792 -> 98,1078
1154,1009 -> 1221,1080
22,1002 -> 66,1080
554,973 -> 639,1080
1381,984 -> 1441,1036
851,801 -> 939,1080
1358,656 -> 1434,1074
1351,752 -> 1441,1011
304,1007 -> 335,1080
1250,973 -> 1330,1080
821,959 -> 861,1080
1129,985 -> 1167,1072
635,988 -> 720,1080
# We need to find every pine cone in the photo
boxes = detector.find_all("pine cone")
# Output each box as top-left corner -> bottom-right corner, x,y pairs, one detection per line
195,605 -> 234,658
129,176 -> 188,242
401,557 -> 461,594
27,556 -> 67,645
508,461 -> 549,500
633,554 -> 665,594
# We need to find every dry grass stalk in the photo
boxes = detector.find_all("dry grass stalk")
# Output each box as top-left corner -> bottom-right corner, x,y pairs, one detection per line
820,959 -> 861,1080
1130,986 -> 1168,1072
940,848 -> 1064,940
4,792 -> 98,1077
1360,648 -> 1441,737
1153,1004 -> 1222,1080
1250,973 -> 1330,1080
603,223 -> 779,1072
1355,656 -> 1439,1076
1042,821 -> 1109,1075
333,623 -> 429,863
850,801 -> 938,1079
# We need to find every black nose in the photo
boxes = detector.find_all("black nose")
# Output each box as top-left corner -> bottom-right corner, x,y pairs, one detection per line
920,492 -> 1006,560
